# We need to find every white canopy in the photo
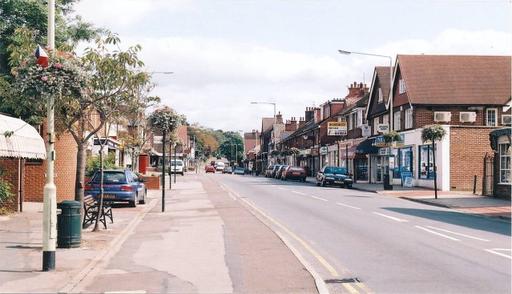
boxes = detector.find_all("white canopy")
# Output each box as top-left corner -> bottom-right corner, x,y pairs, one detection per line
0,114 -> 46,159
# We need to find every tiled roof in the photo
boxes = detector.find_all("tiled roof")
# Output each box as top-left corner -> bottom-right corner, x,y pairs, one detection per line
398,55 -> 511,105
261,117 -> 274,132
375,66 -> 393,103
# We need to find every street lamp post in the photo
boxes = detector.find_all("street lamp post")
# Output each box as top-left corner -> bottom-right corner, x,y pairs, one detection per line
250,101 -> 277,124
42,0 -> 56,272
338,49 -> 394,189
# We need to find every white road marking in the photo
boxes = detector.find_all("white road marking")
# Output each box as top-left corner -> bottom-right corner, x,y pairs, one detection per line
336,202 -> 361,210
104,291 -> 146,294
227,192 -> 238,201
373,212 -> 408,222
415,225 -> 460,241
484,248 -> 512,260
311,196 -> 328,202
426,226 -> 490,242
291,191 -> 307,196
278,187 -> 289,191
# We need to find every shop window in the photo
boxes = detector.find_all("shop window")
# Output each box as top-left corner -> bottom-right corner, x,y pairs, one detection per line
499,143 -> 511,184
394,147 -> 413,178
418,144 -> 435,179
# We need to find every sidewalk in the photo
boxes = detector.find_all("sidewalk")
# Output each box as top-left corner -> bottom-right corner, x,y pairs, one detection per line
352,182 -> 511,221
0,192 -> 159,293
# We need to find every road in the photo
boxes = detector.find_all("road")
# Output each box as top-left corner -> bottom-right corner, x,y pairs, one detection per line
214,173 -> 511,294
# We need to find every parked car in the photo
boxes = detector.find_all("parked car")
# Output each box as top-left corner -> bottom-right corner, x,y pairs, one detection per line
205,165 -> 216,173
316,166 -> 353,188
265,165 -> 275,177
215,161 -> 225,172
282,166 -> 306,182
169,159 -> 185,176
85,169 -> 146,207
275,165 -> 289,179
223,166 -> 233,174
233,167 -> 245,175
271,165 -> 282,178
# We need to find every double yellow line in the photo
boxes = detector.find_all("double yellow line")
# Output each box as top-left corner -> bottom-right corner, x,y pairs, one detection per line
219,183 -> 373,294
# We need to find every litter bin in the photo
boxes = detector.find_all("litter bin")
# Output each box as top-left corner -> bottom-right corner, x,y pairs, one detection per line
383,174 -> 393,190
57,200 -> 81,248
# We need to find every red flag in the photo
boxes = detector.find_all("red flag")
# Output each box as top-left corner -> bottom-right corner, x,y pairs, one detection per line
34,45 -> 49,68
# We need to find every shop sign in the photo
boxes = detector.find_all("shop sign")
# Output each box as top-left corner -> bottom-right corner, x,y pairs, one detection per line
361,124 -> 371,137
327,122 -> 347,136
379,147 -> 390,156
319,146 -> 328,155
377,124 -> 389,134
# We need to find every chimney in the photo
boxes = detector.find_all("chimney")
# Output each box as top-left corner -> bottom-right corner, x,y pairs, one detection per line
285,119 -> 293,131
347,81 -> 369,97
314,107 -> 322,123
275,111 -> 283,124
298,117 -> 306,129
305,107 -> 314,122
290,117 -> 298,131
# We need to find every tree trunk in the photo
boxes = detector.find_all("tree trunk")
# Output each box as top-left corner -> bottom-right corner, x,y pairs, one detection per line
75,143 -> 87,213
93,145 -> 105,232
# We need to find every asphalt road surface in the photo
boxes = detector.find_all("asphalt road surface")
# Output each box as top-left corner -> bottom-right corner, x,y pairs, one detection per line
214,173 -> 511,294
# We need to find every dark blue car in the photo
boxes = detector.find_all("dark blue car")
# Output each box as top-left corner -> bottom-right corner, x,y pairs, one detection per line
316,166 -> 353,188
85,169 -> 146,207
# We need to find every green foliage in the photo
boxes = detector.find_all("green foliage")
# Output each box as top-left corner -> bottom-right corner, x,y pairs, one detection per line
0,178 -> 14,214
421,125 -> 446,143
218,131 -> 244,162
149,106 -> 183,133
86,153 -> 118,177
383,131 -> 401,143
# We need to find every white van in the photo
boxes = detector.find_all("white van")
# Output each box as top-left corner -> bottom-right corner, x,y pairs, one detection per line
170,159 -> 185,175
215,161 -> 225,172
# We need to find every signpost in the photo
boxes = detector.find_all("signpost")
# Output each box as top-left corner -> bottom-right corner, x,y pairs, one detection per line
327,122 -> 347,136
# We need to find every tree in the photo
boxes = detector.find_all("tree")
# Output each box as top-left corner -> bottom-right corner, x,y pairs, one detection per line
421,125 -> 446,199
218,131 -> 244,164
10,33 -> 153,208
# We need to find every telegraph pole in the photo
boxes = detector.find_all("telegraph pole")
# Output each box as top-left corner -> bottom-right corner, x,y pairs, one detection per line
42,0 -> 56,271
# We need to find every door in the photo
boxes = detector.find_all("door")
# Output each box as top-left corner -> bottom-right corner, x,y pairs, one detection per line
375,156 -> 384,183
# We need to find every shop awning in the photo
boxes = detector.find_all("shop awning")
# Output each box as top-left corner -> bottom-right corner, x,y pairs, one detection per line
0,114 -> 46,159
355,138 -> 379,155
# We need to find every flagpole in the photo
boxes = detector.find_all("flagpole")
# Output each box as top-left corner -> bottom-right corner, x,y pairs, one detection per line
42,0 -> 56,271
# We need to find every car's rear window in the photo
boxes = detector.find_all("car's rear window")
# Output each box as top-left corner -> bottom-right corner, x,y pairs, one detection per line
92,172 -> 127,184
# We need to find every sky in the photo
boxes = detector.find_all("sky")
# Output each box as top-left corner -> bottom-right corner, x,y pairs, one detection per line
73,0 -> 512,132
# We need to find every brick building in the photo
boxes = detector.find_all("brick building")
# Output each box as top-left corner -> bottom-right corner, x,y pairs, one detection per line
365,54 -> 511,192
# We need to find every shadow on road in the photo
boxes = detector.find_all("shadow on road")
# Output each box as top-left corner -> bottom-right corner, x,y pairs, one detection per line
383,207 -> 511,236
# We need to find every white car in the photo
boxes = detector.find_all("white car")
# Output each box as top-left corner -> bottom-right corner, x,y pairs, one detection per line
215,162 -> 225,172
170,159 -> 185,176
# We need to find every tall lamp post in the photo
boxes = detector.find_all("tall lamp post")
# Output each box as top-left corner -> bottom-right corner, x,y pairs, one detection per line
42,0 -> 56,272
338,49 -> 394,189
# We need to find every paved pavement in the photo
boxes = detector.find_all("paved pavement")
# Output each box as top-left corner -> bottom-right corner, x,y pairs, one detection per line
0,174 -> 317,293
217,173 -> 511,294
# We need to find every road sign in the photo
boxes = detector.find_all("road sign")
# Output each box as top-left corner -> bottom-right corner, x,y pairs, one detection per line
320,146 -> 328,155
327,121 -> 347,136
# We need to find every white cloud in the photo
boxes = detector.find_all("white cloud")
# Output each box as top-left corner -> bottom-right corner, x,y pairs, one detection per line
73,0 -> 195,28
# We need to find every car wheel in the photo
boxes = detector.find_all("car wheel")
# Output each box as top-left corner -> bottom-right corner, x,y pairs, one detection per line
316,182 -> 320,186
321,180 -> 326,187
302,178 -> 306,182
346,184 -> 352,189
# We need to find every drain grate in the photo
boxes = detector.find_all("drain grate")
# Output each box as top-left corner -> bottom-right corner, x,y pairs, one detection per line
325,278 -> 361,284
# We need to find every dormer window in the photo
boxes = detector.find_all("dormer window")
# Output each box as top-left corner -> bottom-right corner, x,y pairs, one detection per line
378,88 -> 383,103
399,79 -> 407,94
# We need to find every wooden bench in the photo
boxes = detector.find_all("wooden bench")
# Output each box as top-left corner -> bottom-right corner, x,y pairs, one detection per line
82,194 -> 113,229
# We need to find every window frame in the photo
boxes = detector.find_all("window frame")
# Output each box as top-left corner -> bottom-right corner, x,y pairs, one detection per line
394,110 -> 401,131
499,143 -> 511,184
399,79 -> 406,94
486,108 -> 498,126
405,108 -> 413,129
